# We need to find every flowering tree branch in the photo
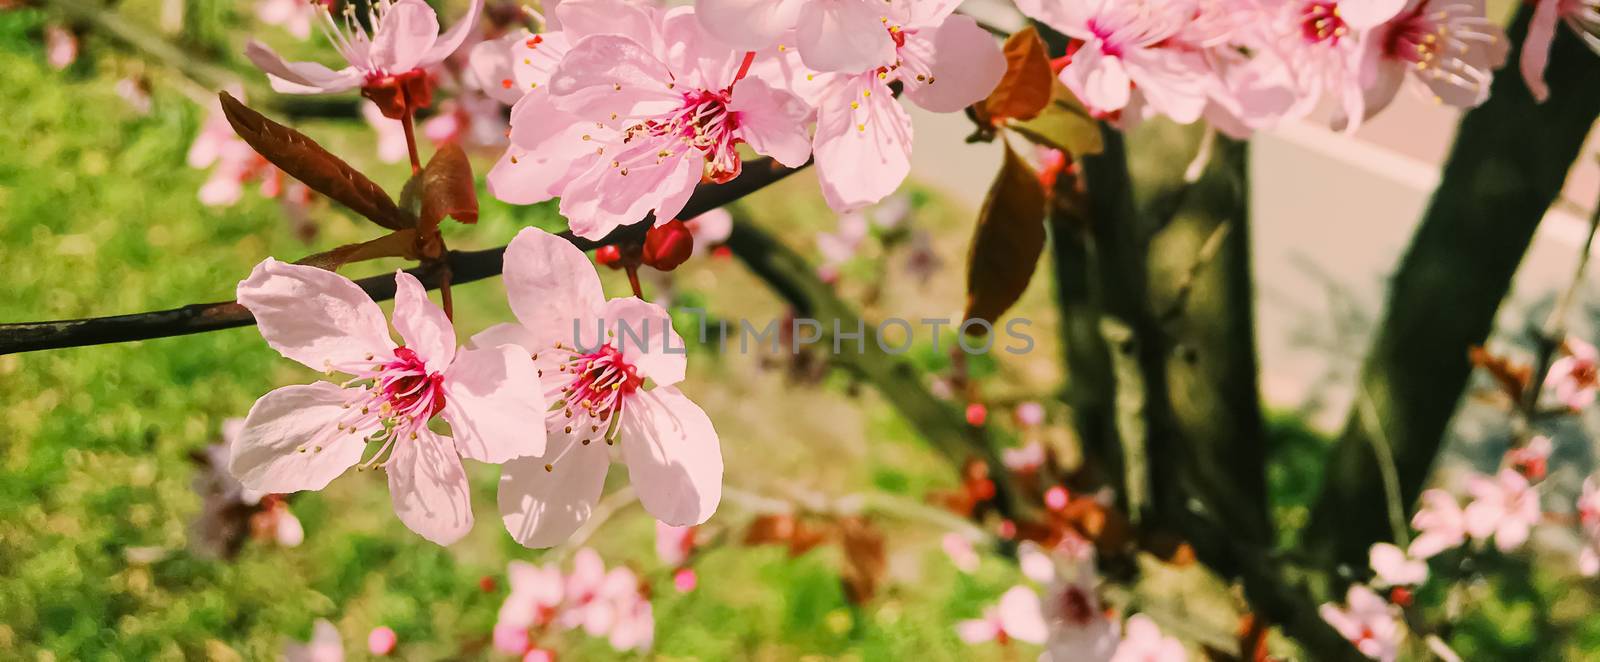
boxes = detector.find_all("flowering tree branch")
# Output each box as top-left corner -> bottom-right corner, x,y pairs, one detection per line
0,159 -> 805,355
1303,5 -> 1600,571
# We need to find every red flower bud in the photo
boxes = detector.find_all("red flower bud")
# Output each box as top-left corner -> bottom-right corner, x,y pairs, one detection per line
965,403 -> 988,427
594,245 -> 626,269
642,219 -> 694,271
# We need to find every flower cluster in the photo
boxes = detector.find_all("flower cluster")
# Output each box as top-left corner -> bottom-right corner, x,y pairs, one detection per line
493,549 -> 655,656
1015,0 -> 1508,133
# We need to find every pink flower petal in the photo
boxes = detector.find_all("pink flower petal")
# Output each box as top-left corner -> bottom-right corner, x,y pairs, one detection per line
369,0 -> 441,74
387,430 -> 475,545
558,137 -> 702,239
1337,0 -> 1406,29
619,386 -> 723,526
548,35 -> 681,119
795,0 -> 896,73
244,40 -> 362,94
231,382 -> 367,493
694,0 -> 802,50
470,30 -> 531,105
443,345 -> 548,463
904,15 -> 1006,113
814,75 -> 912,211
502,228 -> 608,348
392,271 -> 457,371
422,0 -> 485,65
237,258 -> 396,372
1065,48 -> 1132,114
487,94 -> 596,205
599,297 -> 687,387
498,434 -> 611,548
728,77 -> 813,167
998,586 -> 1048,644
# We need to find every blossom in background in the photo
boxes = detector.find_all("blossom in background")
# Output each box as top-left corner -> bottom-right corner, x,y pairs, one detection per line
1320,585 -> 1403,661
361,101 -> 411,164
957,585 -> 1049,645
366,626 -> 397,656
495,559 -> 566,651
1521,0 -> 1600,101
1578,477 -> 1600,575
1039,573 -> 1118,661
284,619 -> 343,662
484,228 -> 723,548
256,0 -> 318,40
656,520 -> 697,568
694,0 -> 894,73
559,549 -> 654,652
493,3 -> 811,239
1368,542 -> 1428,587
1015,401 -> 1046,427
943,532 -> 981,573
684,208 -> 733,257
1508,435 -> 1553,480
115,76 -> 152,115
191,419 -> 305,556
1111,614 -> 1186,662
816,211 -> 869,280
1463,468 -> 1541,552
422,92 -> 508,149
1546,336 -> 1599,410
805,0 -> 1005,211
1357,0 -> 1505,118
1002,442 -> 1046,474
233,260 -> 547,544
246,0 -> 483,95
1409,488 -> 1467,558
1012,0 -> 1210,123
45,24 -> 77,70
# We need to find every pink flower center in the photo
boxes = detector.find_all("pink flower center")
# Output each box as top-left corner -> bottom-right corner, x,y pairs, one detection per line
1059,585 -> 1095,625
631,88 -> 744,184
1300,2 -> 1350,45
321,347 -> 447,467
535,341 -> 644,473
1384,12 -> 1443,64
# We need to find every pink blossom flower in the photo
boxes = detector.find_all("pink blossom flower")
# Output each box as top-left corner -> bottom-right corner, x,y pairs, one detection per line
498,560 -> 566,636
362,101 -> 412,164
1368,542 -> 1427,587
115,77 -> 152,115
45,25 -> 77,71
422,92 -> 508,149
1045,485 -> 1070,511
524,649 -> 556,662
366,626 -> 397,656
257,0 -> 318,40
232,260 -> 547,545
246,0 -> 484,94
1577,476 -> 1600,575
486,228 -> 723,547
1246,0 -> 1407,131
684,208 -> 734,257
807,0 -> 1006,211
1112,614 -> 1186,662
1463,468 -> 1541,552
1520,0 -> 1600,102
554,549 -> 654,652
1357,0 -> 1506,118
284,619 -> 343,662
1508,435 -> 1553,480
468,29 -> 534,105
1546,337 -> 1599,410
1319,585 -> 1402,661
656,521 -> 697,566
943,532 -> 981,573
1040,574 -> 1118,662
1408,488 -> 1466,558
1015,401 -> 1046,427
694,0 -> 895,73
488,1 -> 810,239
673,567 -> 698,592
1003,442 -> 1046,474
957,585 -> 1049,645
1013,0 -> 1211,123
1018,540 -> 1058,583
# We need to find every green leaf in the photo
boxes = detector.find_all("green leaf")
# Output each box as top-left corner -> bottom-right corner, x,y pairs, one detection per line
1007,81 -> 1104,157
963,141 -> 1048,330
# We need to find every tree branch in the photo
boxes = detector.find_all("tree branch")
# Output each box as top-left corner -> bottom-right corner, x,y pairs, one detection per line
1302,4 -> 1600,571
0,159 -> 805,355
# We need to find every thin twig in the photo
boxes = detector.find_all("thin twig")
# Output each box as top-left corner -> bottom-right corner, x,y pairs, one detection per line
1519,187 -> 1600,429
0,159 -> 806,355
1357,387 -> 1411,547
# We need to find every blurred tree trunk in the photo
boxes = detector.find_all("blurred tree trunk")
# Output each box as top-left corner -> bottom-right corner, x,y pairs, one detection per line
1303,7 -> 1600,571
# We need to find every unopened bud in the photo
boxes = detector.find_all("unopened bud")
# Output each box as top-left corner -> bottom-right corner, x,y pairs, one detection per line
642,219 -> 694,271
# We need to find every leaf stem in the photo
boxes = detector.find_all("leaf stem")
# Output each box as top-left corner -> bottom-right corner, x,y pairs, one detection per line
398,85 -> 422,175
625,265 -> 644,299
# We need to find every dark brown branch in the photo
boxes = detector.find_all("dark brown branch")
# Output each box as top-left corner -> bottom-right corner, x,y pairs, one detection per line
0,159 -> 806,355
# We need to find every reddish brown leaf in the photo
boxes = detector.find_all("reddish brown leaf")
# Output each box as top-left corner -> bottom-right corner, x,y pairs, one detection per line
963,142 -> 1048,331
837,517 -> 886,605
1469,345 -> 1531,402
218,92 -> 413,230
419,142 -> 479,234
295,229 -> 420,272
983,26 -> 1054,121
